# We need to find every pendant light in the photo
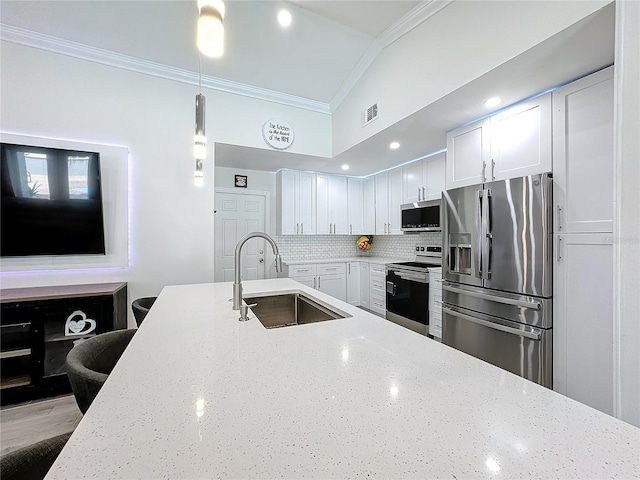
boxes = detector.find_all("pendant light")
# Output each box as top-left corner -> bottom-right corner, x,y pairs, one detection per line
197,0 -> 225,58
194,57 -> 206,187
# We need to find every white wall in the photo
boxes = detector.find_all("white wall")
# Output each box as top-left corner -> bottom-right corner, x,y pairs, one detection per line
614,0 -> 640,428
0,42 -> 330,326
332,0 -> 610,156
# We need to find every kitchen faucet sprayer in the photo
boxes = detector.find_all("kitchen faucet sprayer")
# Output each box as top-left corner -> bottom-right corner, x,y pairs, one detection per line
233,232 -> 282,311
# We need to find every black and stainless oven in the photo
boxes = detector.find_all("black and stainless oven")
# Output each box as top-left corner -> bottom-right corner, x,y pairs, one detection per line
385,245 -> 441,336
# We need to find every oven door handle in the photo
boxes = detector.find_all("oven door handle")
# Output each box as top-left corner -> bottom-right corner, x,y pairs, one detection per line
390,270 -> 428,283
442,284 -> 541,310
443,306 -> 541,340
386,281 -> 396,296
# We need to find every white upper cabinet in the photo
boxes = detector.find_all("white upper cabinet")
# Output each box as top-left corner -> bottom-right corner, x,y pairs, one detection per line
317,174 -> 349,235
424,154 -> 446,201
375,168 -> 403,235
403,160 -> 424,204
489,94 -> 552,181
446,118 -> 490,190
552,67 -> 614,234
403,153 -> 446,203
347,177 -> 365,235
375,171 -> 389,235
446,94 -> 552,189
363,177 -> 376,234
276,170 -> 316,235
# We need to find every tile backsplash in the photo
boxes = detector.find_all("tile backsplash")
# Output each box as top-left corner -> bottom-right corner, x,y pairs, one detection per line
276,232 -> 441,261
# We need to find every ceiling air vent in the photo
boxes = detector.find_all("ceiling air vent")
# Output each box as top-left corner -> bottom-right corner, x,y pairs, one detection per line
361,102 -> 379,127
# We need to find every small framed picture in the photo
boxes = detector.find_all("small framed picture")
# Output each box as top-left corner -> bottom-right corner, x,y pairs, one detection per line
234,175 -> 247,188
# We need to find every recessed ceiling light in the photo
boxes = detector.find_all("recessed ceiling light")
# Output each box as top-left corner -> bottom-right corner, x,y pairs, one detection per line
278,9 -> 292,27
389,141 -> 400,150
341,164 -> 350,171
484,97 -> 502,107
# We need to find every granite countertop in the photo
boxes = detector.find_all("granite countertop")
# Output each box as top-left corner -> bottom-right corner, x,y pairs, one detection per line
283,256 -> 408,266
47,279 -> 639,479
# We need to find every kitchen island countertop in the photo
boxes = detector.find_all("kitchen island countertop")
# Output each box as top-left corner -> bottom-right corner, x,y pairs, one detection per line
47,279 -> 639,479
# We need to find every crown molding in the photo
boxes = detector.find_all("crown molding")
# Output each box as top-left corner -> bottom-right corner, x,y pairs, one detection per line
329,0 -> 454,112
0,24 -> 331,115
378,0 -> 454,48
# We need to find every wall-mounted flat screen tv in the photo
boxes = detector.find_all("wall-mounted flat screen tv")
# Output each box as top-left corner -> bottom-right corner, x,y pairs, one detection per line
1,143 -> 106,257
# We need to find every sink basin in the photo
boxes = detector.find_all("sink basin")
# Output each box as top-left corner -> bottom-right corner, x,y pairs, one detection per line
243,292 -> 350,329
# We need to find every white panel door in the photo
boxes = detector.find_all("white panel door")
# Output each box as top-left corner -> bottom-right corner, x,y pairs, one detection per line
553,233 -> 613,415
490,93 -> 552,181
318,274 -> 347,302
347,177 -> 365,235
387,167 -> 403,235
298,172 -> 316,235
214,192 -> 266,282
553,67 -> 614,234
363,177 -> 376,234
403,160 -> 425,203
346,262 -> 360,306
375,172 -> 389,235
446,118 -> 490,189
425,153 -> 446,201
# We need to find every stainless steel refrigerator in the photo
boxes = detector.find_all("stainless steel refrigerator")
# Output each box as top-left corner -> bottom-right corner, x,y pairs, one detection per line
442,173 -> 553,388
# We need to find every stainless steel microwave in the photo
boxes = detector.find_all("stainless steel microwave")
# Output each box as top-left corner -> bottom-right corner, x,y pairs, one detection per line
401,200 -> 441,232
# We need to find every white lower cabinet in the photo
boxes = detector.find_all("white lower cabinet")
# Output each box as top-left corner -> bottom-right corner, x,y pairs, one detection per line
553,233 -> 614,415
283,262 -> 346,302
369,263 -> 386,316
428,269 -> 443,339
359,262 -> 370,309
346,262 -> 361,306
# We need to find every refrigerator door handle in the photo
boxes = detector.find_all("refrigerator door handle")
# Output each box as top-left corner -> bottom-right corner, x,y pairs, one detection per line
443,306 -> 542,340
485,188 -> 493,279
476,189 -> 484,279
442,284 -> 542,310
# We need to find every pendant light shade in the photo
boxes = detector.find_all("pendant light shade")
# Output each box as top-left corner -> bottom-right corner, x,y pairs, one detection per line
194,93 -> 206,186
197,0 -> 225,58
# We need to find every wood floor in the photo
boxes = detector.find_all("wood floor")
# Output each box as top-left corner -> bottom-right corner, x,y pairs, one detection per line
0,395 -> 81,455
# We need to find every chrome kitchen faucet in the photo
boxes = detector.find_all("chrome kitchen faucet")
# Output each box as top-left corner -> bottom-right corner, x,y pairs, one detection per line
233,232 -> 283,311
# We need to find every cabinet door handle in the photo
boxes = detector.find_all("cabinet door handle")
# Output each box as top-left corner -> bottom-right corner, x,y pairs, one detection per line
422,187 -> 426,200
491,159 -> 495,180
556,205 -> 562,231
318,276 -> 321,289
418,187 -> 422,201
482,161 -> 487,182
296,223 -> 299,234
348,264 -> 351,275
349,224 -> 352,234
557,236 -> 562,262
313,277 -> 316,288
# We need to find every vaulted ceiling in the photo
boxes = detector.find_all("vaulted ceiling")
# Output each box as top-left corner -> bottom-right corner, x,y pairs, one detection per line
0,1 -> 615,176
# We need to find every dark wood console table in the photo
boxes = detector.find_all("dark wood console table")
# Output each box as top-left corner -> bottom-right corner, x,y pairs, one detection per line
0,282 -> 127,405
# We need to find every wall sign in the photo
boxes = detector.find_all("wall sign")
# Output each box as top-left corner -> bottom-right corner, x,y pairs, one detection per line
234,174 -> 248,188
262,119 -> 294,150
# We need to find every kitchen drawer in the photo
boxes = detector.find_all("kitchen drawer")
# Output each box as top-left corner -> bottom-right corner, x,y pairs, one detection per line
370,264 -> 385,278
370,293 -> 386,315
371,278 -> 386,295
317,263 -> 346,275
429,311 -> 442,338
429,292 -> 443,311
288,264 -> 317,277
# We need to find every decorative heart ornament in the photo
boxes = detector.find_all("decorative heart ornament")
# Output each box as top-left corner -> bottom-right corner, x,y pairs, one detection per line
65,310 -> 97,336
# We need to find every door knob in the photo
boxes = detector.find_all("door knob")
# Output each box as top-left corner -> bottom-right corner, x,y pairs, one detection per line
259,258 -> 264,263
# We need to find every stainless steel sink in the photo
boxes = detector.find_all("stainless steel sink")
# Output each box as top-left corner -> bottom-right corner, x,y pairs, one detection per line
243,293 -> 350,329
